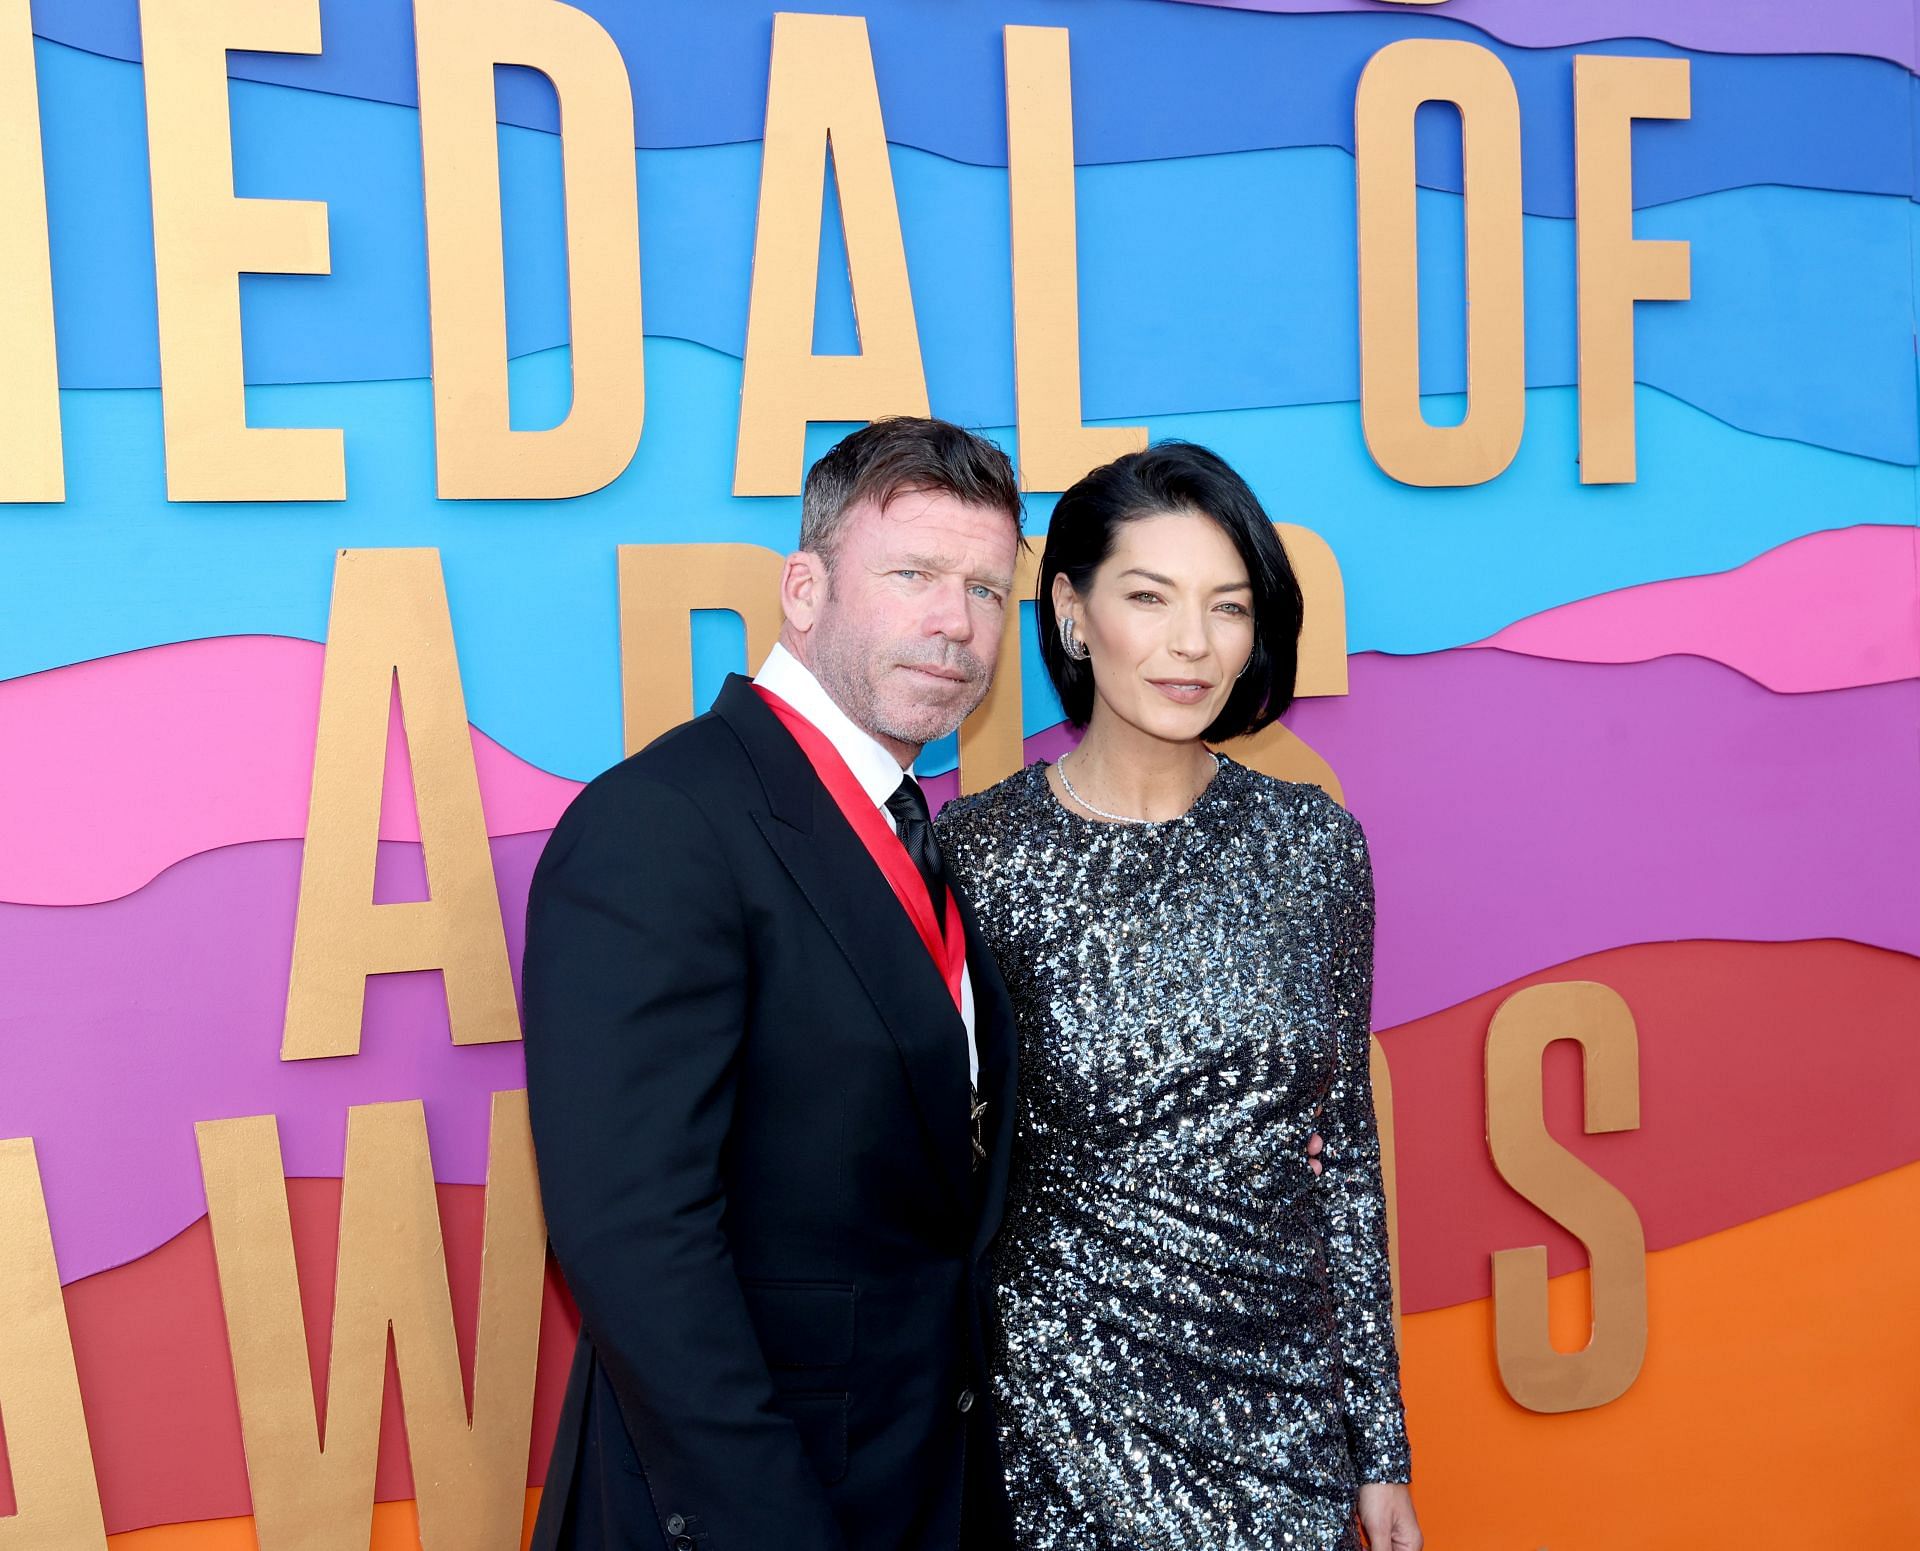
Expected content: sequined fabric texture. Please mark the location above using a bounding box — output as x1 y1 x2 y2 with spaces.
937 758 1410 1551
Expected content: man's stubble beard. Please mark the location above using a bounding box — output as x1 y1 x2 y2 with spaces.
809 592 993 751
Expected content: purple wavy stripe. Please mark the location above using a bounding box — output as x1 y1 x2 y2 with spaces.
1158 0 1920 70
12 647 1918 1280
0 834 544 1284
932 652 1920 1029
1300 655 1920 1028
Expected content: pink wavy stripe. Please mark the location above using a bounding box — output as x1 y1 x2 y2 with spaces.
1468 526 1920 691
0 637 582 906
10 651 1916 1284
929 651 1920 1029
0 833 544 1285
1154 0 1920 70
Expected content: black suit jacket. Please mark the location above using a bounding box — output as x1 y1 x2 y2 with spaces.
522 675 1019 1551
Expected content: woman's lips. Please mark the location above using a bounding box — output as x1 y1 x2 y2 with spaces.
1148 678 1212 704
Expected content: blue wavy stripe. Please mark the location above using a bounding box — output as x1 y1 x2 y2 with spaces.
28 1 1911 213
35 42 1918 464
2 340 1909 781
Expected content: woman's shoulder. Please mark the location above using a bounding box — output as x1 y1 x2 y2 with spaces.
1217 758 1369 863
932 761 1053 860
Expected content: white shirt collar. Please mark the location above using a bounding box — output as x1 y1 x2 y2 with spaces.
754 645 975 1085
753 641 914 810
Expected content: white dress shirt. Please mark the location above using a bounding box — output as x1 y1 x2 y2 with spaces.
753 643 979 1086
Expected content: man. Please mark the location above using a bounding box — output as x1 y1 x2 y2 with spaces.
522 417 1025 1551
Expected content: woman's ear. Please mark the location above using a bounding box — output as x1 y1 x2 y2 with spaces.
1050 570 1081 629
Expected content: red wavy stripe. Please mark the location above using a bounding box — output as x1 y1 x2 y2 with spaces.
21 938 1919 1528
1382 938 1920 1313
1 1181 579 1536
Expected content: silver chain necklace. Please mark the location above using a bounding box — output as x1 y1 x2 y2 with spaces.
1057 749 1222 825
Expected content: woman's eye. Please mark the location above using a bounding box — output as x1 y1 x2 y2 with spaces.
1217 601 1250 617
1128 591 1163 605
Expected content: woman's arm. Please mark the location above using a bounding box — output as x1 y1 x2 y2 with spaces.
1313 809 1414 1488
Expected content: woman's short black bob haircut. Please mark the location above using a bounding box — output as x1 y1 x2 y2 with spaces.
1036 441 1304 742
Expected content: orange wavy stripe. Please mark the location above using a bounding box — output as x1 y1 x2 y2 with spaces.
97 1167 1920 1546
104 1488 543 1549
1400 1161 1920 1546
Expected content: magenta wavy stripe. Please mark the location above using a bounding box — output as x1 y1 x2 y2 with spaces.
0 834 543 1285
928 651 1920 1028
15 516 1917 910
0 637 581 906
8 650 1916 1283
1467 524 1920 692
1153 0 1920 70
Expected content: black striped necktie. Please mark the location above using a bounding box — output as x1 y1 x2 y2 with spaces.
884 775 948 930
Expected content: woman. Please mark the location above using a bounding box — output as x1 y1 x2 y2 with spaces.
937 444 1420 1550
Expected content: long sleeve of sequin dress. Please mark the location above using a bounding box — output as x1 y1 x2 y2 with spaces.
1314 796 1411 1488
936 759 1410 1551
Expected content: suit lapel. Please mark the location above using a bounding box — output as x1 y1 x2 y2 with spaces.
718 678 975 1222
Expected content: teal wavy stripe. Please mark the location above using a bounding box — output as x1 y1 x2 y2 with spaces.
3 340 1909 781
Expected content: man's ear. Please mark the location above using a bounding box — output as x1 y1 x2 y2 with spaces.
781 549 827 634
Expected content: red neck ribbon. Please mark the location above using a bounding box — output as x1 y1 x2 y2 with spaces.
754 684 966 1013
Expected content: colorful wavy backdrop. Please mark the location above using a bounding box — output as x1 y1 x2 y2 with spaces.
2 1 1917 1545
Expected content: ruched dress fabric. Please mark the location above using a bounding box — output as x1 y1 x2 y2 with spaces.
935 758 1410 1551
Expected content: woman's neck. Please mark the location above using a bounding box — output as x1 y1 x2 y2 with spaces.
1063 711 1218 822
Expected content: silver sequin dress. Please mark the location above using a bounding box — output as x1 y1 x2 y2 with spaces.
936 757 1410 1551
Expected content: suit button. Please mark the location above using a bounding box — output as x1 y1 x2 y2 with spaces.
666 1515 686 1535
956 1387 976 1413
673 1540 694 1551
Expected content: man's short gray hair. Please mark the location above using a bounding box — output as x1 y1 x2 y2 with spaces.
799 417 1023 565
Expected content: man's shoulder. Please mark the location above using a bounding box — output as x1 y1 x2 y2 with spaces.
627 705 755 784
553 708 760 843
